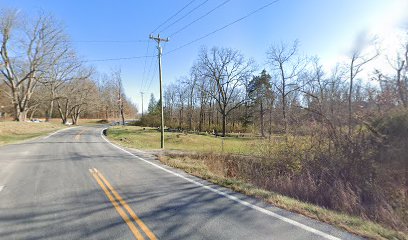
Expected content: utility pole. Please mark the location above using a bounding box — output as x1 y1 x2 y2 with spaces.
149 34 169 149
140 92 144 118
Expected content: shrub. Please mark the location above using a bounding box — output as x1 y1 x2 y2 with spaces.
169 111 408 232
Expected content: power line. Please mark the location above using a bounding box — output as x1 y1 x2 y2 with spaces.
159 0 209 34
169 0 231 38
80 55 154 63
165 0 281 55
66 40 148 43
143 47 157 91
146 63 158 92
151 0 198 34
141 41 151 93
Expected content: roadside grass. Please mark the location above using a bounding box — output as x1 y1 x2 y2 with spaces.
0 121 67 145
107 125 407 240
158 154 407 240
107 126 261 154
0 118 110 146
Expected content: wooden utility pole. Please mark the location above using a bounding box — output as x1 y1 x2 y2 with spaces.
149 34 169 149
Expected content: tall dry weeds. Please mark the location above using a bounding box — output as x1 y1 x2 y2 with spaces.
165 112 407 232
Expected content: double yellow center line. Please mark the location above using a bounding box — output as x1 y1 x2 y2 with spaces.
89 168 157 240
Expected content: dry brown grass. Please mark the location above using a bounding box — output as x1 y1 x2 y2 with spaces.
0 121 66 145
107 112 408 239
158 152 407 240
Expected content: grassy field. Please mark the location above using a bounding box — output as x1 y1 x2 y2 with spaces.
107 126 264 154
107 125 407 240
0 121 67 145
0 119 127 146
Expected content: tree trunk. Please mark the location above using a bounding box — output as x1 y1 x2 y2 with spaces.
179 105 184 128
188 105 193 130
222 112 226 137
105 106 109 120
120 105 125 125
260 100 265 137
282 94 288 135
199 104 204 132
56 100 68 124
188 94 193 130
14 103 27 122
396 62 407 108
29 107 37 120
348 69 353 135
269 106 273 137
72 115 77 125
17 110 27 122
46 100 54 122
71 106 81 125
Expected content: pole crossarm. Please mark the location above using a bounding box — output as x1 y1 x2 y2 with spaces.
149 34 169 44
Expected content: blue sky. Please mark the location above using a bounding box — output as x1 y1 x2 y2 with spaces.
1 0 407 111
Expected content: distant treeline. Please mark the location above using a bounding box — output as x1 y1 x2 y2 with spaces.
0 9 137 124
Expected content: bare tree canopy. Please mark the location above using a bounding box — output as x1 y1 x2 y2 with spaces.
267 40 308 135
194 46 255 136
0 9 137 124
0 10 71 121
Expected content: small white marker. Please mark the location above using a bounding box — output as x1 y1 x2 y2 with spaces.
0 186 4 192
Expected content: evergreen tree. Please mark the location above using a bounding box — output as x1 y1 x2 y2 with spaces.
248 70 273 137
148 94 157 114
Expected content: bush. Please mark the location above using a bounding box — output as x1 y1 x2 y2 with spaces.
96 119 109 124
170 112 408 232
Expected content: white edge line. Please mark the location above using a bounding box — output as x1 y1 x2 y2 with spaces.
100 128 341 240
43 126 78 139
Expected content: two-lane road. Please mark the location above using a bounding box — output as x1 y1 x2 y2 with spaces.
0 126 361 239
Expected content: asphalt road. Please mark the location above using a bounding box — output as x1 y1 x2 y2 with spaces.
0 126 362 240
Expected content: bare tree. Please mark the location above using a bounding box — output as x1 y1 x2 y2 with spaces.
387 40 408 109
0 10 69 121
174 80 187 128
347 44 378 134
164 82 177 125
98 73 117 120
184 73 197 130
55 67 94 125
195 47 255 136
42 51 80 121
267 40 307 135
112 69 125 125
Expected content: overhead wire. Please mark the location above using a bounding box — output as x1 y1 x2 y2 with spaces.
146 40 169 93
141 41 151 92
146 63 158 93
79 55 154 63
159 0 209 34
165 0 281 55
168 0 231 38
150 0 198 34
143 45 157 92
68 0 281 93
66 40 147 43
